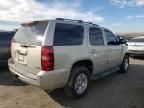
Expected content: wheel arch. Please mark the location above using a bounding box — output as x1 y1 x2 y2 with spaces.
70 59 94 75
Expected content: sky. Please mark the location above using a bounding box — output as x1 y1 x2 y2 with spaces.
0 0 144 33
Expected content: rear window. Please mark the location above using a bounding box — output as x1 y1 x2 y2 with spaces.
53 23 84 46
14 21 48 45
89 27 104 45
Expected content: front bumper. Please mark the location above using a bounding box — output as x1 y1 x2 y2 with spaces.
8 58 69 90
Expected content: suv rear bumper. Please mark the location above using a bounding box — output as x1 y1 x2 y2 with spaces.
8 58 69 91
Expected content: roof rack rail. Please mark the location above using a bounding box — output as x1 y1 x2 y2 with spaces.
56 18 83 23
84 22 99 26
56 18 99 26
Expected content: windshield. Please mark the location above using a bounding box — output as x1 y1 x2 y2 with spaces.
14 21 48 45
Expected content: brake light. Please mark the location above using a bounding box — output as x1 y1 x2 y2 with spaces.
41 46 54 71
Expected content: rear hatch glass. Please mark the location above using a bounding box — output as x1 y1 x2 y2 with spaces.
11 21 48 75
14 21 48 45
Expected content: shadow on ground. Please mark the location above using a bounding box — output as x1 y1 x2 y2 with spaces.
49 63 144 108
0 66 26 86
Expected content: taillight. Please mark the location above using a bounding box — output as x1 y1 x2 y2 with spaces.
41 46 54 71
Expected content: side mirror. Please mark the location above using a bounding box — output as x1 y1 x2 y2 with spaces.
119 39 127 44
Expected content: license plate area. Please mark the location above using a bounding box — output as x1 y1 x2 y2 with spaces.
15 52 27 65
18 54 24 62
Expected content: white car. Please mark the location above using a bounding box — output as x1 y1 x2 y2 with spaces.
128 36 144 56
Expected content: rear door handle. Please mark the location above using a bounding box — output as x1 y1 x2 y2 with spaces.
90 49 96 54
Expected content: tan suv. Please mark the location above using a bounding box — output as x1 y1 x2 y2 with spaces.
8 18 129 98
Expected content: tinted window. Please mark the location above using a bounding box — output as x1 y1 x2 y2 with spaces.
53 23 84 46
0 32 15 42
89 27 104 45
104 29 117 45
14 21 48 45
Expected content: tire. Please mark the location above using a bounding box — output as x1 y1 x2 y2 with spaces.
64 66 90 99
119 55 129 73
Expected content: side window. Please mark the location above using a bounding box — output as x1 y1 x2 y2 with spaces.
53 23 84 46
104 29 117 45
89 27 104 45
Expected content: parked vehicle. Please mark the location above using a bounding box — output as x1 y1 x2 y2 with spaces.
0 31 15 65
8 18 129 98
127 36 144 56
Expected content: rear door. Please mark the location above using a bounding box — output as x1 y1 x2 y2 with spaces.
88 27 108 74
53 22 88 73
11 21 48 75
103 29 123 70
